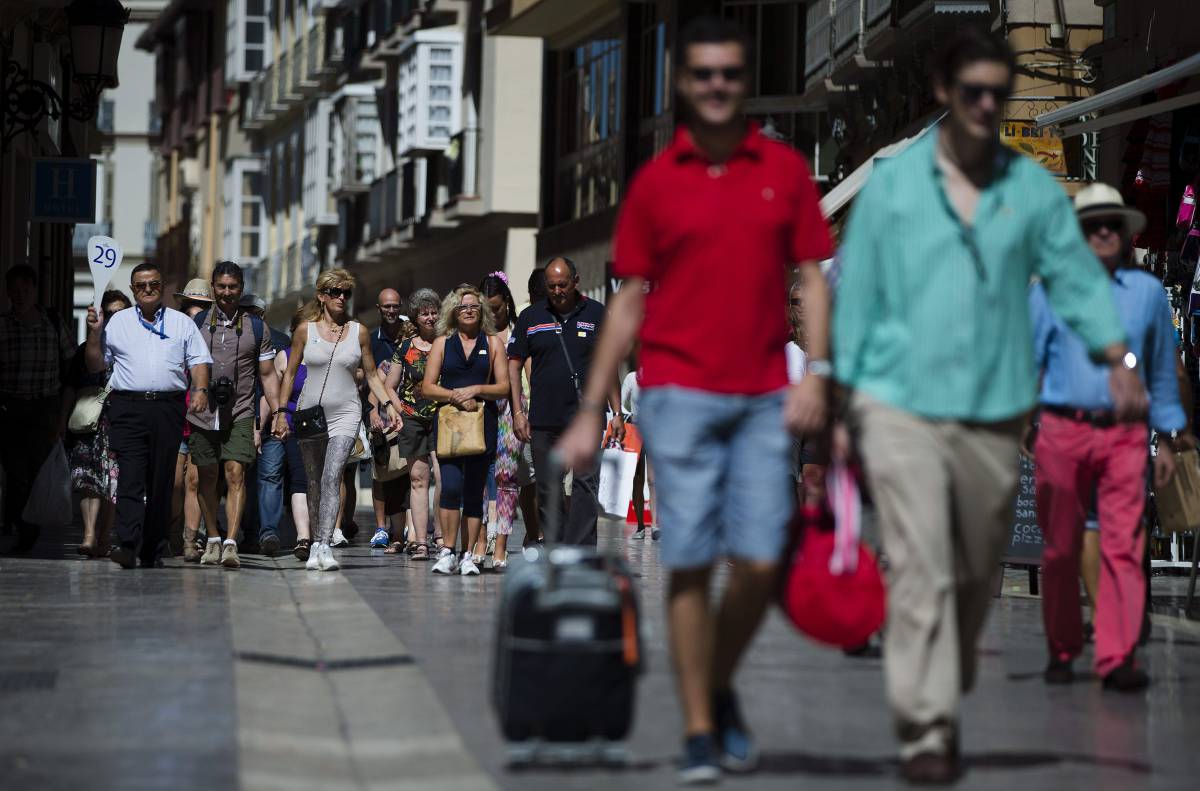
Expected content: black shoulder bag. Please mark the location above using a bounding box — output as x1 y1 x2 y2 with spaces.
294 323 345 439
553 321 583 399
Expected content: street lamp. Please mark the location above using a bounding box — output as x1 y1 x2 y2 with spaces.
1 0 131 151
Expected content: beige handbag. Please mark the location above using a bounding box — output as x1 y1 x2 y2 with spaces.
67 385 110 434
372 427 410 481
436 405 487 458
1155 448 1200 533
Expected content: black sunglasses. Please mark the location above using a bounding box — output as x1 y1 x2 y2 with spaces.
688 66 745 83
1082 218 1124 235
789 299 804 307
131 280 163 293
323 287 352 300
956 81 1009 106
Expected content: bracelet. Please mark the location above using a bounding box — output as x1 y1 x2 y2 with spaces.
274 408 293 416
191 386 208 393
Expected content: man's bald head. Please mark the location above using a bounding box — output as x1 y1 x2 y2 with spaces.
377 288 403 326
544 257 579 314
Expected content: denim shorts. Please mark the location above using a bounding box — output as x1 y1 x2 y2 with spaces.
638 386 793 569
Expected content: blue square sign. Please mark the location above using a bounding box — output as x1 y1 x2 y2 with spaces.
31 158 97 223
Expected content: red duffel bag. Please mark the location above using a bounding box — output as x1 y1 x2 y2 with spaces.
778 462 885 648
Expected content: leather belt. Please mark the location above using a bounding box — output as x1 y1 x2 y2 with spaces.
110 390 185 402
1043 404 1116 428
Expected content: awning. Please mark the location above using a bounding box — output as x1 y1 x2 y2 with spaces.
820 115 944 218
1034 52 1200 136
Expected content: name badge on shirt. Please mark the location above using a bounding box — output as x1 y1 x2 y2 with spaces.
578 331 588 338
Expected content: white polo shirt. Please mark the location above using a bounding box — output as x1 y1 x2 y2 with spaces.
103 305 212 392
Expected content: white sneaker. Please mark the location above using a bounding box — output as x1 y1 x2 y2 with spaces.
306 542 323 570
317 542 340 571
431 548 458 574
459 555 480 576
331 528 349 547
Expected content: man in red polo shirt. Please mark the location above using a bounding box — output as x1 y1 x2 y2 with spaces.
557 15 833 784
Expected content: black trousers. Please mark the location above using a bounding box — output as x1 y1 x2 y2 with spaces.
107 395 186 562
530 426 601 546
0 395 59 533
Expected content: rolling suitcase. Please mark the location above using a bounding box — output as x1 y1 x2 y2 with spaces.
491 456 643 765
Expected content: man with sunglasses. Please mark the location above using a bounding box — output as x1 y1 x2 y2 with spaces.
188 262 279 569
556 16 832 784
85 263 212 569
834 31 1146 784
1028 183 1186 694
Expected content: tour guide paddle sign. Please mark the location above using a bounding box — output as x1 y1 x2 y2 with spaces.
87 235 123 307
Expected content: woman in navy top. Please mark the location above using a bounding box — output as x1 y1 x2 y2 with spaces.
421 285 510 576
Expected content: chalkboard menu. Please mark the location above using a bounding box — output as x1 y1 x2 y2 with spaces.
1005 454 1044 565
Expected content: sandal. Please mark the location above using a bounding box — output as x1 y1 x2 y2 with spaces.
411 543 429 561
293 539 312 562
384 541 405 555
77 542 96 557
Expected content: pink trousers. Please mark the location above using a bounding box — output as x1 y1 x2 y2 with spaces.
1034 412 1147 677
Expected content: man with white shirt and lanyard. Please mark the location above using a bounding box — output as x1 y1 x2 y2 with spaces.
85 263 212 569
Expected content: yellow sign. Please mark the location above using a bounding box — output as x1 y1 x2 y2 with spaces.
1001 121 1066 174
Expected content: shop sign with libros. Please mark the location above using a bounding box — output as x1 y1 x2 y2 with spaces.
1001 121 1066 175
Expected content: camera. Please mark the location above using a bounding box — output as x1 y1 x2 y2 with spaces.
211 377 235 406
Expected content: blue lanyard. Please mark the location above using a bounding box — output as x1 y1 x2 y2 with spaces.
138 307 167 339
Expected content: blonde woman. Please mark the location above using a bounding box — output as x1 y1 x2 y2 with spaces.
273 269 403 571
421 285 510 575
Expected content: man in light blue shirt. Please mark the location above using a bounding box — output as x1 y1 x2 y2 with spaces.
85 262 211 569
833 31 1148 785
1030 183 1185 694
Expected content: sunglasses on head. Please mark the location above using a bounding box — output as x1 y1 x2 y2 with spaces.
1082 218 1124 235
956 81 1009 106
688 66 745 83
132 280 162 294
323 287 352 300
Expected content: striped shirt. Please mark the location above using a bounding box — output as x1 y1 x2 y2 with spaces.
833 127 1124 422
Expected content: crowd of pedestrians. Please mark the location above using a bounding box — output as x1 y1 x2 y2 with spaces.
0 15 1186 790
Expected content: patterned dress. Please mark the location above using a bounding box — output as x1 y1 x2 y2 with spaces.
492 395 525 535
65 344 118 502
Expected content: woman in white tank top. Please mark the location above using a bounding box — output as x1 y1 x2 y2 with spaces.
273 269 405 571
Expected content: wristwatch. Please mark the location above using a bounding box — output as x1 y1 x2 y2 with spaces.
806 359 833 378
1121 352 1138 371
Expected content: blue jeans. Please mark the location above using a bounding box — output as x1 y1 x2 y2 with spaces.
257 435 286 541
638 386 793 569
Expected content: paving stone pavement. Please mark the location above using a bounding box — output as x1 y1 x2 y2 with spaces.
2 515 1199 791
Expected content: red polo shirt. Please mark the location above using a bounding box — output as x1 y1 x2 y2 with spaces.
612 124 833 395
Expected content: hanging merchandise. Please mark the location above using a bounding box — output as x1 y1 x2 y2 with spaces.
1179 124 1200 174
1178 182 1197 232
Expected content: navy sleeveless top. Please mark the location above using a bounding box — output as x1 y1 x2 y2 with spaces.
436 332 497 456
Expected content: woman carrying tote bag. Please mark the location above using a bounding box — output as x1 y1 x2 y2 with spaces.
421 284 510 576
272 269 403 571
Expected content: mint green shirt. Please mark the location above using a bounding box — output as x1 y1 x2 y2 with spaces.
833 129 1124 422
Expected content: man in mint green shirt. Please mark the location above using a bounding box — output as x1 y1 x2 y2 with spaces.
832 31 1147 786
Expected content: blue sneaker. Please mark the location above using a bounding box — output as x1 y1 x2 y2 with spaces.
369 529 390 549
714 690 758 772
678 733 720 785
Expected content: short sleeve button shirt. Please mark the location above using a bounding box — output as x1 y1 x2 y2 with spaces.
613 124 833 395
103 306 212 392
508 297 606 430
187 306 274 430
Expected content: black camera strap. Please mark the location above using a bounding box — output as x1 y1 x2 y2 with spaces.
205 308 244 403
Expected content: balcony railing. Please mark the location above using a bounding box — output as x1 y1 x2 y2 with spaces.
834 0 862 52
805 5 832 78
306 17 327 81
867 0 892 25
276 50 295 104
292 35 308 93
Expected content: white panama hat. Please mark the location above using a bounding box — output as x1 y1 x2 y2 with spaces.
1073 182 1146 236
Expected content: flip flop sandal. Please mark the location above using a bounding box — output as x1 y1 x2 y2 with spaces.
411 543 429 561
384 541 405 555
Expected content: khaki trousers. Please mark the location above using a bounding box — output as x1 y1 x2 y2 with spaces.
850 393 1023 756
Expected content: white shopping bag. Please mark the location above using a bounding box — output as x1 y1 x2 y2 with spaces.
597 445 641 518
22 442 73 527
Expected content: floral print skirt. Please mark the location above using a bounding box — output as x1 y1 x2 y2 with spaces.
69 416 118 503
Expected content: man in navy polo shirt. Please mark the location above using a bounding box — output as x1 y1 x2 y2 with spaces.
508 257 623 545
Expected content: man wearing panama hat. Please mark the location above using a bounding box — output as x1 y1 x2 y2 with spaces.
1028 182 1187 692
174 278 214 315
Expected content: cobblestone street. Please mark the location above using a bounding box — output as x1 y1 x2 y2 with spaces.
2 516 1199 790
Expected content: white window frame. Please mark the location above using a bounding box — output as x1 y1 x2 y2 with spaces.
395 28 463 156
226 0 273 84
304 99 337 227
223 157 267 268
